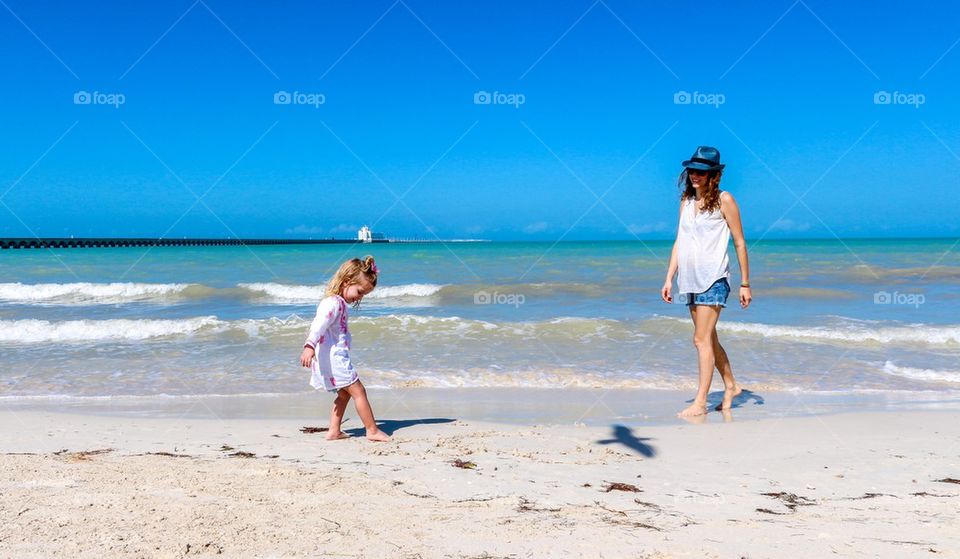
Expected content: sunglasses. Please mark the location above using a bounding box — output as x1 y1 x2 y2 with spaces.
687 169 708 176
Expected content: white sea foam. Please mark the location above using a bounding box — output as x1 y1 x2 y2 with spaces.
0 317 224 343
0 314 638 344
653 316 960 346
882 361 960 384
238 283 325 303
0 282 192 304
5 311 958 350
0 281 449 306
238 282 446 303
722 321 960 346
365 283 446 299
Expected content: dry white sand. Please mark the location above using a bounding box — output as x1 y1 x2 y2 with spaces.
1 407 958 558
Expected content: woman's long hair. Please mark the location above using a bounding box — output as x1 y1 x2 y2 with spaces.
677 169 723 213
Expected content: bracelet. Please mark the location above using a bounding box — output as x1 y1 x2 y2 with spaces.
740 283 751 288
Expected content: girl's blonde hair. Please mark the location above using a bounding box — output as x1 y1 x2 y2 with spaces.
326 255 378 297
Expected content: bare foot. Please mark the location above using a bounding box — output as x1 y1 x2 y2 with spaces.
715 385 743 411
678 413 707 425
325 431 349 441
678 401 708 417
366 430 391 442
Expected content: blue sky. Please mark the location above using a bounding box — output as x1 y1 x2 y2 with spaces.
0 0 957 240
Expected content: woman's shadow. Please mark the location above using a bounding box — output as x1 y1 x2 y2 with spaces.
688 388 764 410
345 417 455 437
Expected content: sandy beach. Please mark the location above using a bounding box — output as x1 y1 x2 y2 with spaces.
4 0 960 556
2 402 958 558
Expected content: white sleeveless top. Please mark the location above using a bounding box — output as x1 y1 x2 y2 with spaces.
676 192 731 294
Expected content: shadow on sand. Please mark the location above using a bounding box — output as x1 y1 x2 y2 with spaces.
596 424 656 458
685 388 765 410
345 417 455 437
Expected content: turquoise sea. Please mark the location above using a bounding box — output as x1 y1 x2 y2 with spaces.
1 239 958 404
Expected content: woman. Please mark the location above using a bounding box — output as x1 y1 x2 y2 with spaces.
661 146 752 417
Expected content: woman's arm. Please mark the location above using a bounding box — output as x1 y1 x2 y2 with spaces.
661 203 683 303
720 192 752 308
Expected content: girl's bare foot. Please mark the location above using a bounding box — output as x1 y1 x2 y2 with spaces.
678 401 708 417
366 430 391 442
715 385 743 411
325 431 349 440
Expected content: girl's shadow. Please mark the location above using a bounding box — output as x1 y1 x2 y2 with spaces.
345 417 455 437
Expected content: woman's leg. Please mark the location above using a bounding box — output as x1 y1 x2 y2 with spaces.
327 389 351 440
712 331 742 410
679 304 722 417
344 380 390 442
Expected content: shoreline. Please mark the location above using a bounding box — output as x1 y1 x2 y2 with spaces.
1 408 957 557
3 386 959 426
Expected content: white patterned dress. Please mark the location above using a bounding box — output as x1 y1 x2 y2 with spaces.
303 295 359 392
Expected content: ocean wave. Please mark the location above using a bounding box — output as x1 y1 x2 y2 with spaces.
5 311 957 348
240 281 606 303
368 283 447 299
656 316 960 347
881 361 960 384
0 279 700 307
0 314 644 345
0 282 198 304
237 282 325 303
346 314 646 343
722 321 960 346
0 317 225 343
238 282 447 303
0 281 449 306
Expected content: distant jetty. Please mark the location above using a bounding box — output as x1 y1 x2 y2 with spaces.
0 237 390 250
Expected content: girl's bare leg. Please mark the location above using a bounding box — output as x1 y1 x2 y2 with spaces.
679 305 722 417
344 381 390 442
327 389 351 440
712 331 742 410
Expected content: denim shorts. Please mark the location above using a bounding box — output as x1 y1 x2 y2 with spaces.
683 277 730 307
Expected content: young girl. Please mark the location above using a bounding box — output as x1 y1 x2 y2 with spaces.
299 256 390 441
661 146 752 417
